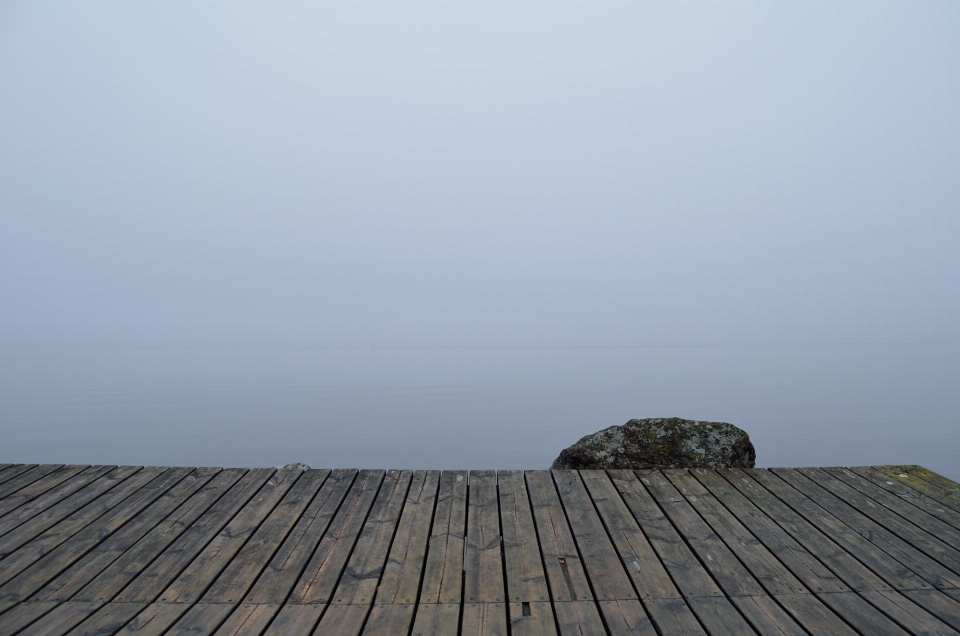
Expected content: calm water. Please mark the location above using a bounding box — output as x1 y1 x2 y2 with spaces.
1 344 958 480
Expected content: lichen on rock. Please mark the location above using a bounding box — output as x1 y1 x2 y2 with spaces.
551 417 756 470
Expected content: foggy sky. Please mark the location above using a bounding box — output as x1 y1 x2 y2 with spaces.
2 1 959 350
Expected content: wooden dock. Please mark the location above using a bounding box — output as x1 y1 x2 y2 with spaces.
0 464 959 635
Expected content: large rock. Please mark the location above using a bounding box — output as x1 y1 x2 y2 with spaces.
551 417 756 470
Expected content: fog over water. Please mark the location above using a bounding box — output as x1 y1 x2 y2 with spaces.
2 2 959 478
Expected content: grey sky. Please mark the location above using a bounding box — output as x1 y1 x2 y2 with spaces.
3 1 958 352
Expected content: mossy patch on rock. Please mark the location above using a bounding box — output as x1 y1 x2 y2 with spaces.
551 417 756 470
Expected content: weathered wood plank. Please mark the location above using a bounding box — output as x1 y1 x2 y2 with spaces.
0 600 102 636
684 597 759 636
287 469 384 604
861 590 960 636
553 471 638 602
164 602 236 636
643 598 707 636
0 467 187 612
362 604 417 636
525 471 595 603
772 593 861 636
897 466 960 502
0 465 54 499
773 467 960 589
507 601 557 636
739 468 929 591
664 469 809 596
0 467 163 592
874 466 960 515
243 469 357 604
156 468 302 605
418 470 467 606
116 602 192 635
817 467 960 571
579 470 681 601
498 470 550 603
0 465 113 541
261 603 326 636
201 469 330 604
690 468 849 594
0 600 61 636
552 600 607 635
852 466 960 533
728 596 807 636
462 602 508 636
721 468 894 593
901 589 960 631
32 467 220 603
312 603 372 635
410 603 460 636
64 602 149 636
374 470 440 605
73 468 247 603
112 469 273 603
464 470 505 604
212 603 280 636
606 469 723 599
330 470 412 606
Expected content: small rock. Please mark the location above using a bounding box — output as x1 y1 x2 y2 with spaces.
551 417 756 470
277 463 311 470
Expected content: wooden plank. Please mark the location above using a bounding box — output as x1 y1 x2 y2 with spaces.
242 469 358 604
638 469 765 597
373 470 440 605
312 604 371 635
874 466 960 515
155 468 303 605
200 469 330 604
579 470 680 602
72 468 247 603
852 466 960 533
643 598 708 636
599 599 659 636
553 470 638 602
0 600 102 636
551 600 607 635
689 468 849 594
31 467 221 603
684 597 759 636
0 466 161 591
0 465 112 540
329 470 412 606
111 469 274 603
721 468 894 593
525 471 595 603
115 602 192 635
362 604 417 636
410 603 460 636
261 603 326 636
0 465 52 498
898 465 960 501
61 603 149 636
418 470 467 605
497 470 550 603
212 603 280 636
820 467 960 565
507 601 557 636
464 470 505 604
287 469 384 604
901 589 960 631
606 469 723 599
740 468 930 591
728 596 807 636
861 590 960 635
772 593 860 636
664 469 809 596
773 467 960 589
0 463 17 480
0 467 188 613
462 602 508 636
0 600 61 636
163 602 236 636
